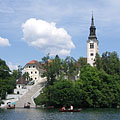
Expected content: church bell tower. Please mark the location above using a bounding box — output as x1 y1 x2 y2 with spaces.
87 14 99 66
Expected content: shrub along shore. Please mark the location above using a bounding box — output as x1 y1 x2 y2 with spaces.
34 51 120 108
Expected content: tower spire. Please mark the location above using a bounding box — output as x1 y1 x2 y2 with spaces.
91 12 94 26
89 12 96 38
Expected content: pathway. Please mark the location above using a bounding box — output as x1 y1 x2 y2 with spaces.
15 78 46 108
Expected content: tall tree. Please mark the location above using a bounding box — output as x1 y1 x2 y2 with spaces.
63 56 77 80
0 59 10 79
0 59 16 99
77 57 87 68
102 51 120 75
42 55 62 85
94 53 102 70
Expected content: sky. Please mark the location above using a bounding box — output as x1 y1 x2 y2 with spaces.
0 0 120 70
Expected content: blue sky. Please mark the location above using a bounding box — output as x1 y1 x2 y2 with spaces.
0 0 120 70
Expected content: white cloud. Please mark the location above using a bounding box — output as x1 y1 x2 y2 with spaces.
8 62 18 71
0 37 11 47
22 18 75 56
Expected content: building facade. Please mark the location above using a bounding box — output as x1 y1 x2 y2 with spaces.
87 15 99 66
24 60 44 84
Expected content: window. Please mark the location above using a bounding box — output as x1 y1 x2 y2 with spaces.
33 66 35 68
31 72 33 74
35 71 37 74
35 77 37 80
29 66 31 68
90 43 94 49
31 78 33 80
90 53 94 56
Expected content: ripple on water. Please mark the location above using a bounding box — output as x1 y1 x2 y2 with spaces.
0 108 120 120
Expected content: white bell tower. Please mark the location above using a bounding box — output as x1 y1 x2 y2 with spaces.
87 15 99 66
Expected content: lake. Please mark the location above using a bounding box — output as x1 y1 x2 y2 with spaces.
0 108 120 120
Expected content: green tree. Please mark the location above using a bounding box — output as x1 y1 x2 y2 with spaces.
35 51 120 108
79 64 101 107
94 53 102 70
23 72 30 81
42 55 62 85
0 59 16 99
101 51 120 75
35 80 81 108
63 56 78 80
42 53 50 64
0 59 10 79
77 57 87 68
12 65 23 80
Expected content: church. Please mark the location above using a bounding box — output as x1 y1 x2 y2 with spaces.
87 15 99 66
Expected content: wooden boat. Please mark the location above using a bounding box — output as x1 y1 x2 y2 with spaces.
24 105 30 108
48 106 54 108
24 102 31 108
6 102 16 109
7 105 15 109
59 108 82 112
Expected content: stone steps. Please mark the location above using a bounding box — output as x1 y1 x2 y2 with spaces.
15 78 46 108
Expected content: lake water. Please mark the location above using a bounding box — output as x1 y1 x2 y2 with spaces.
0 108 120 120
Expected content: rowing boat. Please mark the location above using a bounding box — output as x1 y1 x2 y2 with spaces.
59 108 82 112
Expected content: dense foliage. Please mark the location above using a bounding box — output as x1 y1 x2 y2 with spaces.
0 59 16 99
35 51 120 108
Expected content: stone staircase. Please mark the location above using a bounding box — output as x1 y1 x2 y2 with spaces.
15 78 46 108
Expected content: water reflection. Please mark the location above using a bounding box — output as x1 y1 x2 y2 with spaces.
0 108 120 120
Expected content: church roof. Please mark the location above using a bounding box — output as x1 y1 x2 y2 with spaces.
16 76 26 84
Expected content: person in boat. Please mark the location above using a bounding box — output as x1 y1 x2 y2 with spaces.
7 102 11 108
69 105 73 110
61 106 65 110
6 102 15 109
24 102 31 108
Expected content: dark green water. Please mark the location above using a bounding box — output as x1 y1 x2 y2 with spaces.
0 108 120 120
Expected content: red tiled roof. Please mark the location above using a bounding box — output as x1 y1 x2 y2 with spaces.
26 60 44 69
48 59 53 63
27 60 37 64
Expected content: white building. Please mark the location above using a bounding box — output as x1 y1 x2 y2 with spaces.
14 76 28 95
87 15 99 66
24 60 44 84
